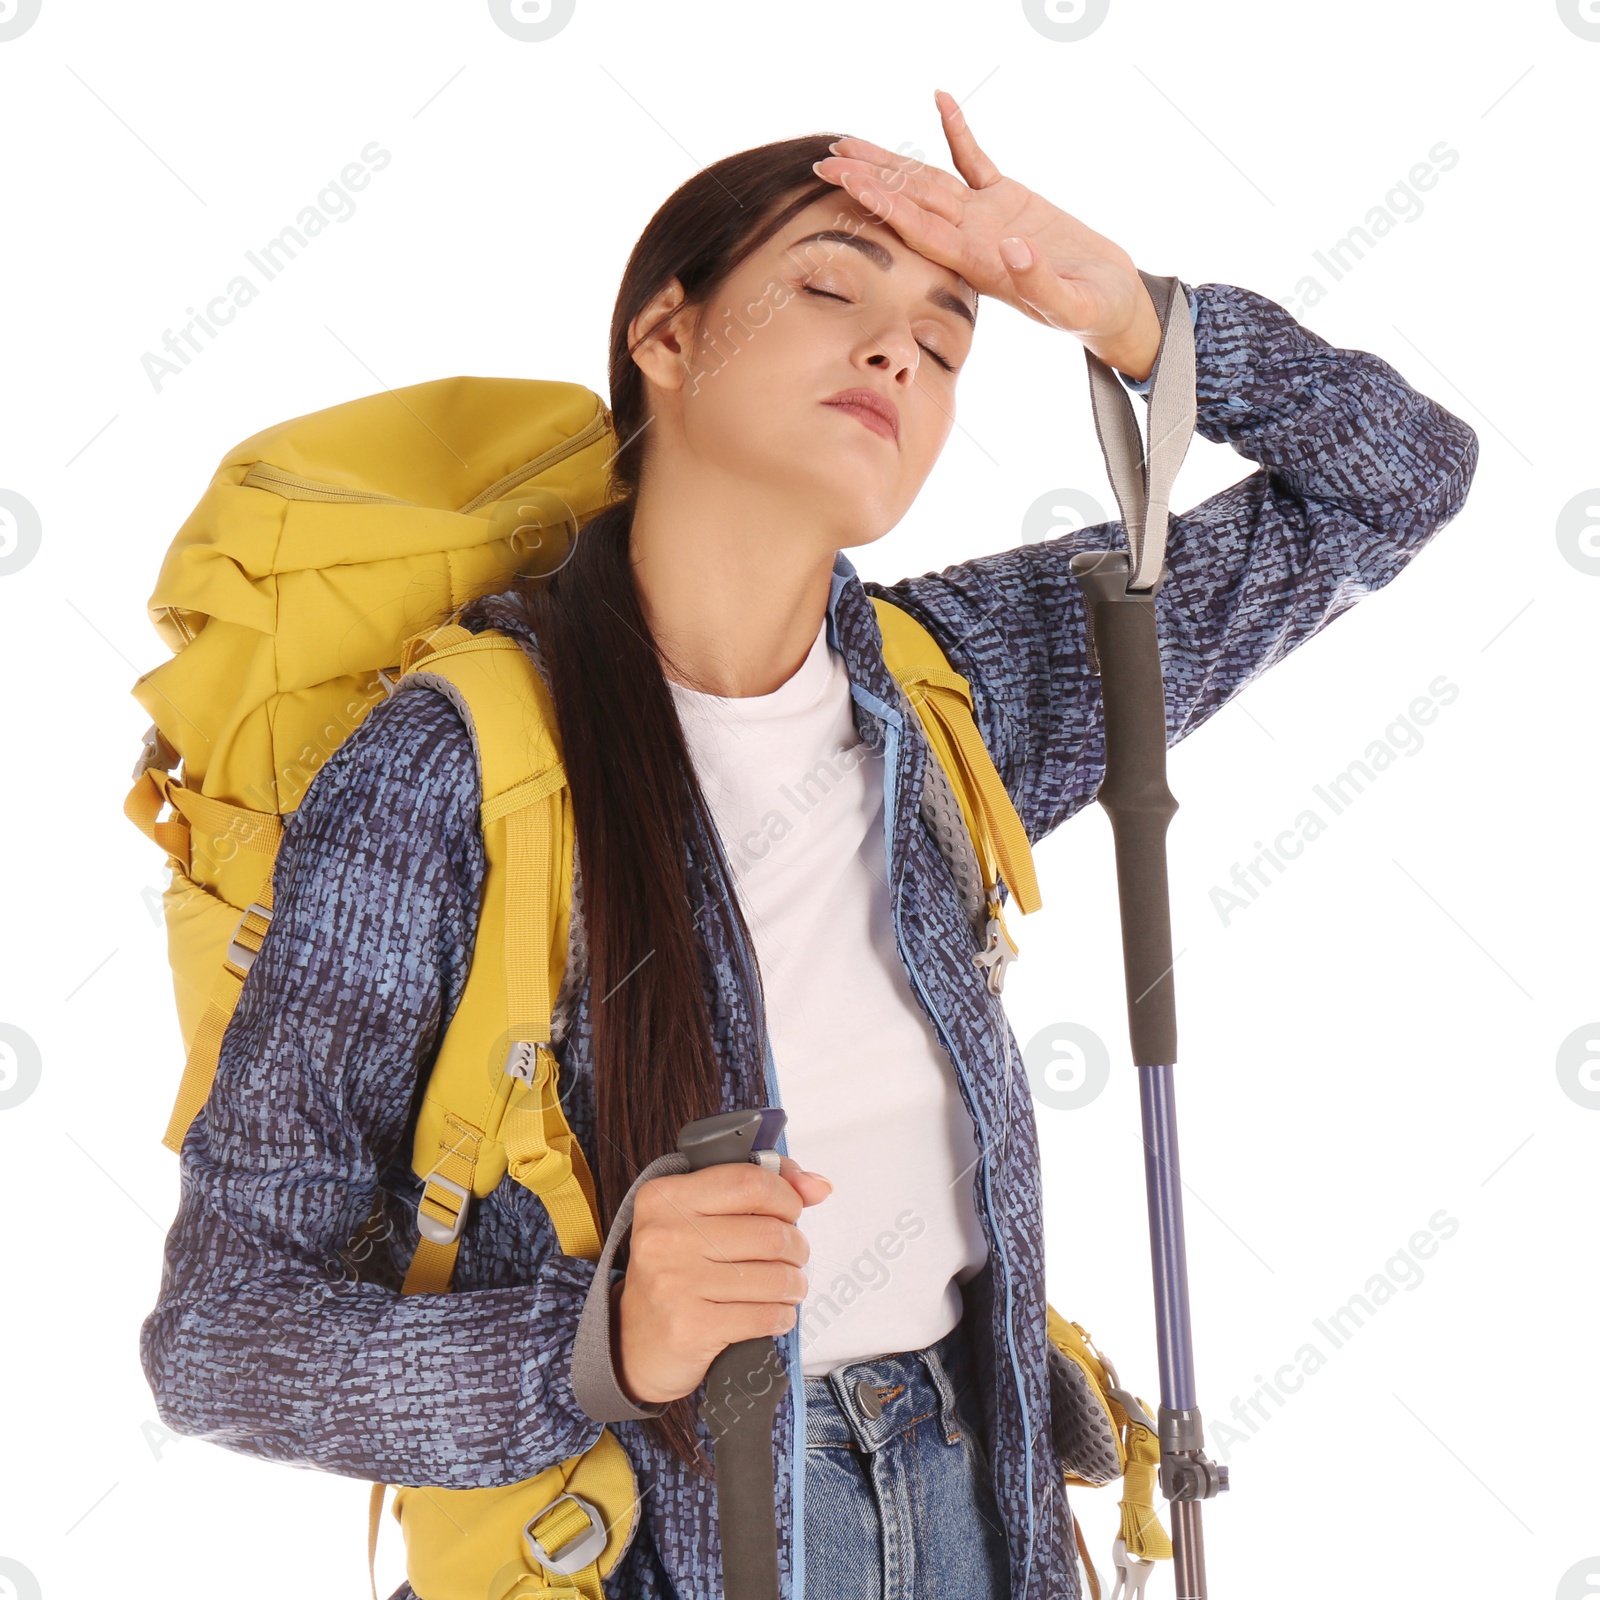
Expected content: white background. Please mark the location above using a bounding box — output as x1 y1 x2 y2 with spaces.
1 2 1595 1598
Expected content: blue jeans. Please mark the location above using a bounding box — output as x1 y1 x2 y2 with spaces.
802 1318 1011 1598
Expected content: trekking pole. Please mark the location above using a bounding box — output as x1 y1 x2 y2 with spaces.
570 1107 790 1597
680 1107 792 1600
1070 272 1228 1600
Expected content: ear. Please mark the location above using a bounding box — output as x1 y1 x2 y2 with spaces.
628 279 699 394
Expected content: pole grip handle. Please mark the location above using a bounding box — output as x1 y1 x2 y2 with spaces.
678 1109 789 1600
1071 548 1179 1068
679 1107 788 1171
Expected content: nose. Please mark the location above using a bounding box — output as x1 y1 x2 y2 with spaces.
863 328 920 381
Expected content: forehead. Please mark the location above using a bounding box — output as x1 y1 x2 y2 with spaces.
769 196 977 318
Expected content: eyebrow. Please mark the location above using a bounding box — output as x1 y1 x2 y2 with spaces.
786 228 977 327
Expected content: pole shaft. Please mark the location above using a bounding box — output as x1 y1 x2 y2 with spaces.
1172 1501 1208 1600
1139 1063 1196 1411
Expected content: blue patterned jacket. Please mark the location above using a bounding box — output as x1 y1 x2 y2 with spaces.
139 280 1478 1599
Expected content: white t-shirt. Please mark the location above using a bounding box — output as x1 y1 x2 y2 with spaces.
668 620 990 1377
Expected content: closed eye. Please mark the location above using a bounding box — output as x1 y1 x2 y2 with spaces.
801 284 958 374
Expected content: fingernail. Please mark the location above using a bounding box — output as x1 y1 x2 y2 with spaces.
827 138 844 153
1000 236 1031 271
806 1171 834 1192
850 178 882 211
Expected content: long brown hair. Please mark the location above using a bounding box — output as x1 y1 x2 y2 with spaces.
515 136 844 1472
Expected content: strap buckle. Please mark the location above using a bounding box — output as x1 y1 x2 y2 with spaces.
523 1491 607 1575
1109 1537 1156 1600
132 722 177 782
972 907 1018 995
504 1040 550 1088
416 1171 471 1246
226 902 273 974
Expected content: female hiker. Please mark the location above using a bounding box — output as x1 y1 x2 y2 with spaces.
140 90 1478 1599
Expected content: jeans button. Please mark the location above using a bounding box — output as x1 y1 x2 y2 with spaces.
853 1379 883 1420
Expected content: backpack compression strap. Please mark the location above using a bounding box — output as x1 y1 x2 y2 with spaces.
123 764 282 1155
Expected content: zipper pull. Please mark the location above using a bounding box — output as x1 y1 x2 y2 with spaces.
973 900 1019 995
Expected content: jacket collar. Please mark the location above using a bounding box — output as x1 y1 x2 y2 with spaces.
825 549 904 748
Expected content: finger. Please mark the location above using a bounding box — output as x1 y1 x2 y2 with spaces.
700 1257 811 1307
789 1170 834 1208
677 1162 805 1223
813 154 964 227
934 89 1003 190
825 133 970 204
777 1156 835 1204
706 1299 799 1351
997 236 1082 332
689 1212 812 1270
823 166 968 274
633 1168 793 1244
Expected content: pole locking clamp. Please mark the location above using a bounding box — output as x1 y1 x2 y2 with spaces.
1157 1406 1230 1501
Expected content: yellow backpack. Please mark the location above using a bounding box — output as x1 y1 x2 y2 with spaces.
125 376 1168 1600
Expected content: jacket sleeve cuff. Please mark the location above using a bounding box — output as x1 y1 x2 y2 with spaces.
1117 279 1201 395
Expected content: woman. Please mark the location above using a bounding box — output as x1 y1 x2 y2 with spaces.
141 91 1478 1599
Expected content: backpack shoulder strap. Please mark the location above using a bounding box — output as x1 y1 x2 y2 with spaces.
870 595 1041 991
395 622 601 1295
369 625 628 1600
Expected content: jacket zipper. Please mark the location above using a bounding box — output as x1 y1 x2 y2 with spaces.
879 714 1035 1593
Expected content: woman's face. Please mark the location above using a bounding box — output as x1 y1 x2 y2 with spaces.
629 190 978 551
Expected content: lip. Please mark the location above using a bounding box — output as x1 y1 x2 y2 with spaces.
822 387 900 444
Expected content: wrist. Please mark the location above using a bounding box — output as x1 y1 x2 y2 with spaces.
610 1278 639 1404
1085 281 1163 383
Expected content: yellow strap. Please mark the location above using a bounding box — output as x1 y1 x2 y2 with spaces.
166 781 282 858
124 769 193 870
523 1497 606 1596
398 1232 462 1298
159 876 276 1154
499 788 601 1260
504 796 558 1046
502 1582 603 1600
483 765 567 826
869 597 1041 916
163 771 282 859
125 768 285 879
1118 1410 1173 1561
401 777 601 1282
1074 1514 1102 1600
901 674 1041 914
402 1112 485 1295
501 1045 602 1261
399 619 476 673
